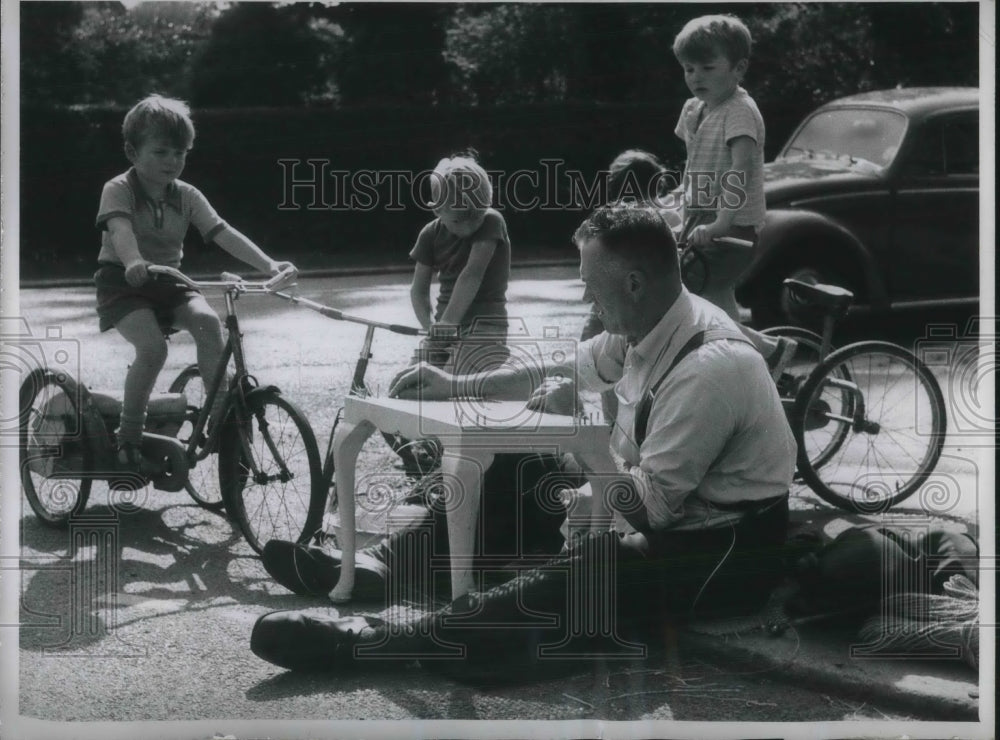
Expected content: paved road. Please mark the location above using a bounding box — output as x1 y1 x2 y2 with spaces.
4 268 990 734
15 267 991 525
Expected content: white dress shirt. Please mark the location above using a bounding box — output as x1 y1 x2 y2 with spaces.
577 288 795 532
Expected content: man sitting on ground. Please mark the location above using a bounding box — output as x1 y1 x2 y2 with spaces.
250 203 796 681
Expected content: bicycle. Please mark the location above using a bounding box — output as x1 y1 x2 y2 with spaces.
265 287 428 536
764 278 947 513
679 235 755 296
19 266 325 554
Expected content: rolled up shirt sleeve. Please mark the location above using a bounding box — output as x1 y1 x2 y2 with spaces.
96 179 134 229
629 364 737 529
576 332 626 393
186 185 228 242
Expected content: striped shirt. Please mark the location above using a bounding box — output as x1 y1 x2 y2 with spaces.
674 87 766 230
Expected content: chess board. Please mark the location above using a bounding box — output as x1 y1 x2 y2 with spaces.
344 396 608 445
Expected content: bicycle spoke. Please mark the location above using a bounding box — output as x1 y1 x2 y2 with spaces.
795 342 945 512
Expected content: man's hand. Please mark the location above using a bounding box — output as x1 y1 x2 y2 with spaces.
527 375 578 416
389 361 452 400
124 259 149 287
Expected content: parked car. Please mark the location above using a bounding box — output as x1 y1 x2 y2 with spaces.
736 87 980 326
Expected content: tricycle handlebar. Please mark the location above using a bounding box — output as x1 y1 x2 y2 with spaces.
270 290 426 336
147 265 297 294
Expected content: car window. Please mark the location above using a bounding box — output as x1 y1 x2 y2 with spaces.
901 111 979 178
902 122 946 177
781 109 907 169
942 112 978 175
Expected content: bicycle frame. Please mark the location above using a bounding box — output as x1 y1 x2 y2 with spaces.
147 266 296 472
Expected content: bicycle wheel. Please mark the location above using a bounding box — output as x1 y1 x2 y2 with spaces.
680 247 708 295
793 341 946 513
220 391 324 553
19 368 92 526
168 365 224 512
760 325 852 471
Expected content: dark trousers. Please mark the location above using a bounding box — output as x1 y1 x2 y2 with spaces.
362 453 575 604
370 496 789 684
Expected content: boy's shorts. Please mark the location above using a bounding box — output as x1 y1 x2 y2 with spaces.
95 262 201 333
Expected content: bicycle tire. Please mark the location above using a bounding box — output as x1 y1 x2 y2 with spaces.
19 368 92 526
168 364 225 512
759 325 853 471
221 391 324 553
792 340 947 513
680 247 709 295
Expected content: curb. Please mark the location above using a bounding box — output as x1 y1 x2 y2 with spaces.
682 620 980 721
19 258 579 290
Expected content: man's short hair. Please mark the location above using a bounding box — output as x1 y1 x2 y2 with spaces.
673 15 752 65
122 94 195 150
573 203 678 276
428 155 493 212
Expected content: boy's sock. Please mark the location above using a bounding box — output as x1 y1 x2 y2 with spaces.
116 411 146 449
767 337 799 382
116 411 148 473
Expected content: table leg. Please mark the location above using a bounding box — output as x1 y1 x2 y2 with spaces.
329 417 376 603
439 447 495 600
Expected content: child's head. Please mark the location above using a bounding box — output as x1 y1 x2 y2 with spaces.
672 14 752 66
122 95 196 154
428 155 492 237
607 150 668 204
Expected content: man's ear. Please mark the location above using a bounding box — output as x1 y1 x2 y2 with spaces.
124 143 137 162
626 270 645 301
735 58 749 80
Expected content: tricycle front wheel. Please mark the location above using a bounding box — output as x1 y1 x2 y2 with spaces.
219 391 324 553
168 364 226 512
19 368 93 526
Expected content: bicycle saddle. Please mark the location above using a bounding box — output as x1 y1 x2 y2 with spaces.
783 279 854 311
90 391 187 419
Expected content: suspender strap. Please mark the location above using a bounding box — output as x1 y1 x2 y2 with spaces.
633 329 752 448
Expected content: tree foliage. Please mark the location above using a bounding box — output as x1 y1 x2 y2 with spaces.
189 3 340 106
19 2 979 110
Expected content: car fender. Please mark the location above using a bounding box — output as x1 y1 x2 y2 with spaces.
741 209 889 310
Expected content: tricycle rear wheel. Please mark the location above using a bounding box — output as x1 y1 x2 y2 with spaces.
19 368 93 526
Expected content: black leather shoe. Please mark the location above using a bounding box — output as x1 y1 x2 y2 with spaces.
261 540 388 601
250 611 387 672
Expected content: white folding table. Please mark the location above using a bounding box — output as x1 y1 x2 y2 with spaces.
328 396 615 602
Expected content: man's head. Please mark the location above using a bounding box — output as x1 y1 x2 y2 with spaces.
428 155 493 237
574 204 680 341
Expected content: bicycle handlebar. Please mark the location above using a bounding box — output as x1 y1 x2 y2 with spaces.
147 265 297 293
270 289 426 336
679 236 755 249
712 236 754 248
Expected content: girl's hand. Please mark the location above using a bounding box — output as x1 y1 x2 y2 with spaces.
124 259 149 287
389 362 452 400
